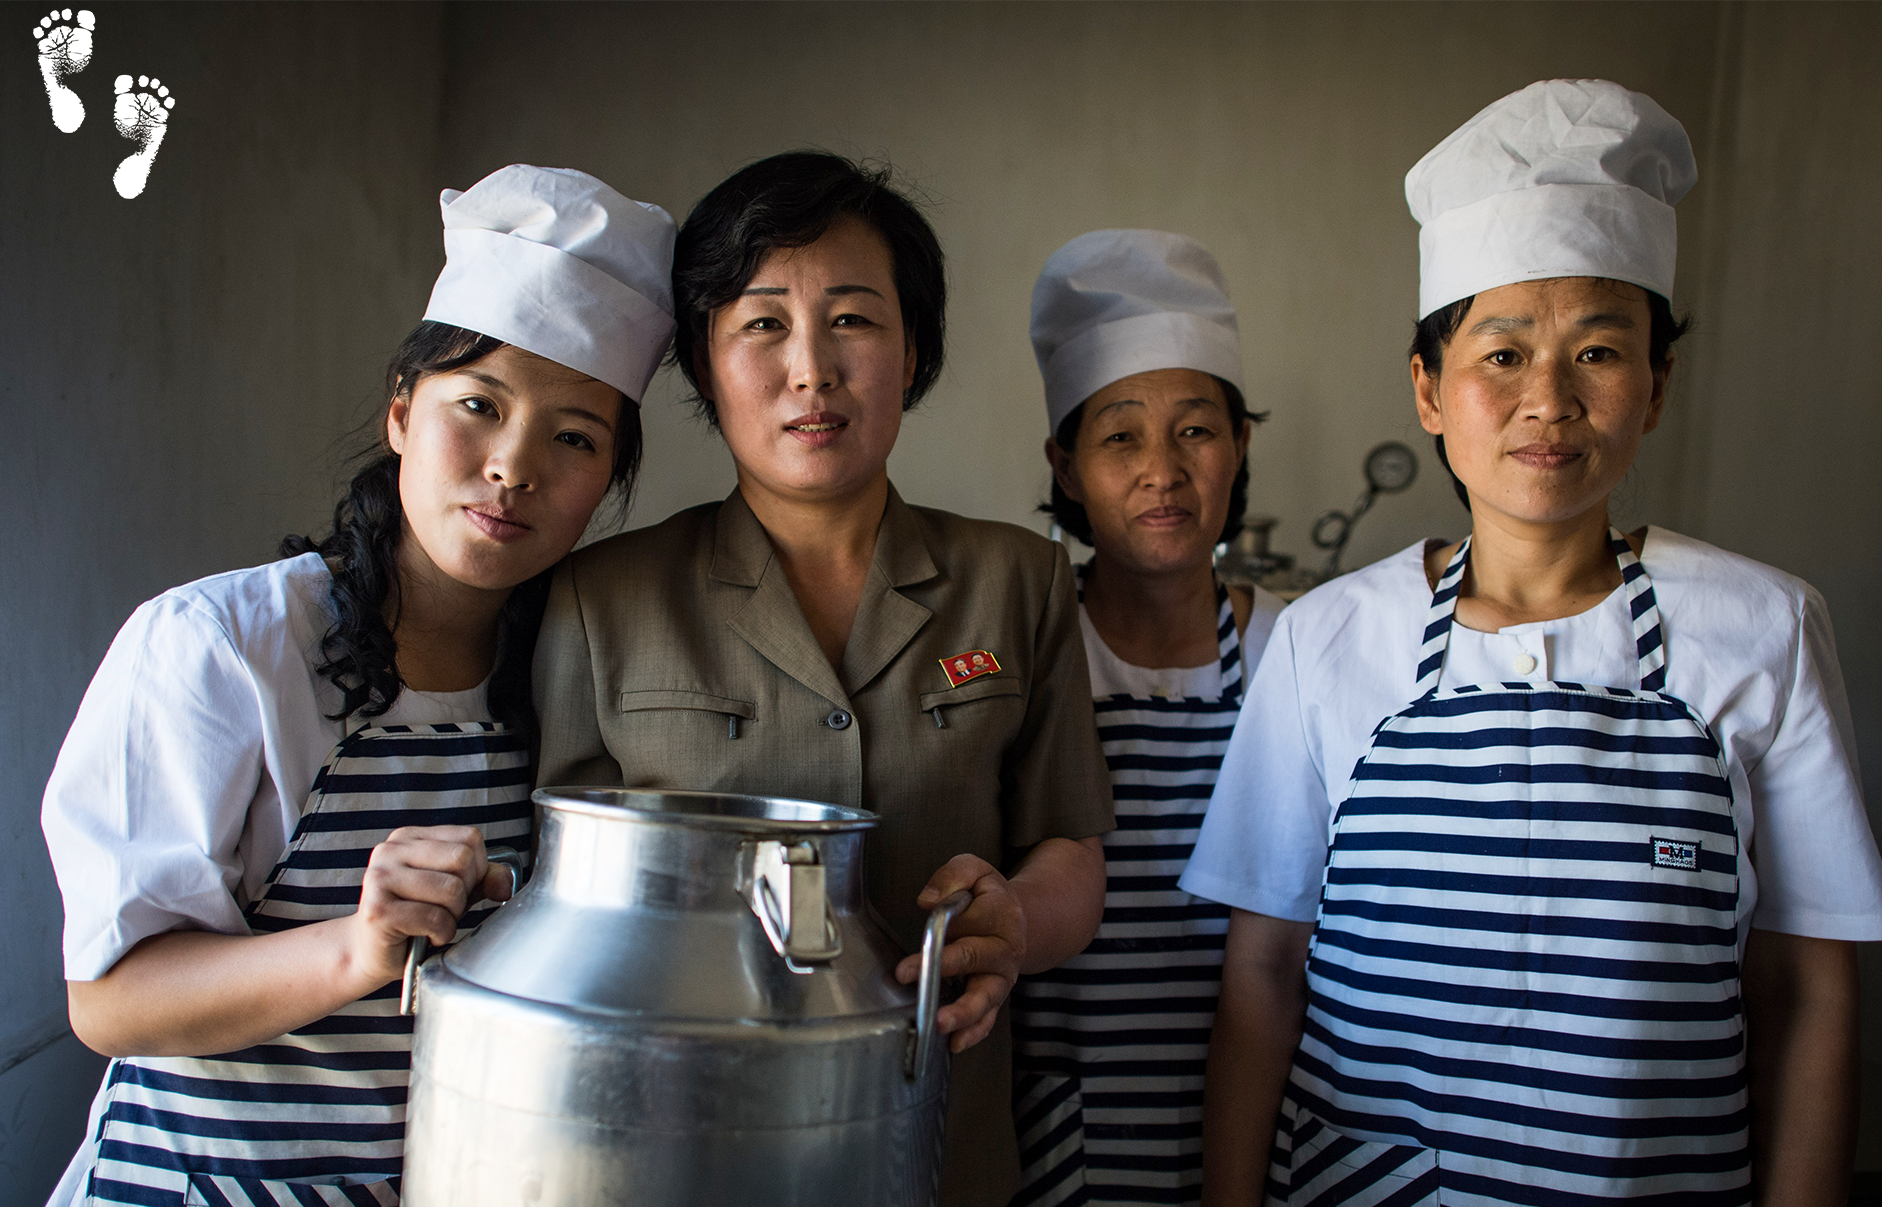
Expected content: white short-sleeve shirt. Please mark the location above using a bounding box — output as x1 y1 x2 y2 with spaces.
1179 528 1882 943
42 554 491 981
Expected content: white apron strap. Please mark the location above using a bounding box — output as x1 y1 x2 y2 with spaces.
1412 538 1470 699
1413 529 1667 698
1611 528 1667 692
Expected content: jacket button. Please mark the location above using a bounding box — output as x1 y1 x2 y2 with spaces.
826 709 852 730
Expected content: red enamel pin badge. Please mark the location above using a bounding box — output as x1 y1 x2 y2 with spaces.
940 649 1001 687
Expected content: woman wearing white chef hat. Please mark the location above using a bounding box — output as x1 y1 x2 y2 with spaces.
1184 80 1882 1204
1010 229 1286 1206
41 164 674 1204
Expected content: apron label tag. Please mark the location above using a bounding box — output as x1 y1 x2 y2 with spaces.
1650 836 1699 871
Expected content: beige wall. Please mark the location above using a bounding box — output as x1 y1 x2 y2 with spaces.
5 3 1880 1196
1664 2 1882 1164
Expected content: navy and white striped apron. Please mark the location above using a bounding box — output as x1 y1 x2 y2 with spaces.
84 722 532 1207
1012 578 1243 1206
1270 532 1747 1205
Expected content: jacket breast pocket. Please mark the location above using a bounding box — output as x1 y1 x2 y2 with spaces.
617 689 757 743
918 675 1023 731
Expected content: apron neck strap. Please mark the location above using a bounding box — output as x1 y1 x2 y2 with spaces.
1214 576 1244 705
1413 537 1471 698
1078 562 1247 704
1413 528 1666 699
1612 528 1667 692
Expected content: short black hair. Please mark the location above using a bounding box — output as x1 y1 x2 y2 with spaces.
1409 284 1692 509
1039 376 1262 547
670 151 946 425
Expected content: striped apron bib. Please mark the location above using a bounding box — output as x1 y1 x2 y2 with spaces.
84 722 532 1207
1012 578 1243 1207
1270 532 1748 1206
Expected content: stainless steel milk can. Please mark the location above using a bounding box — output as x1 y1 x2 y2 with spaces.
401 787 965 1206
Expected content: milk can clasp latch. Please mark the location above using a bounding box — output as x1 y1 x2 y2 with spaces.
743 840 842 972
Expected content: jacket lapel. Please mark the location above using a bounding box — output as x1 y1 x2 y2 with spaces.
713 486 937 704
713 491 852 707
840 488 935 693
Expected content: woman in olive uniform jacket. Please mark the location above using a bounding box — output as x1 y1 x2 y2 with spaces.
533 152 1115 1207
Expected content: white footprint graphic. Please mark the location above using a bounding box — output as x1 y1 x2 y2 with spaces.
112 74 174 200
33 8 94 133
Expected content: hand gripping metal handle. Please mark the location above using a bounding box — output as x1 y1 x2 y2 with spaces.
905 889 973 1081
400 846 522 1017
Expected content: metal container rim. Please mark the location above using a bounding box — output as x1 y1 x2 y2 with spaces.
531 787 879 833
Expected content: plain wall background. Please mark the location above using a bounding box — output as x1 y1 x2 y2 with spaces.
3 4 1877 1199
1679 3 1882 1175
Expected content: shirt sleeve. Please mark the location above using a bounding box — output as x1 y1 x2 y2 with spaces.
1742 585 1882 940
41 595 271 980
1002 540 1115 851
1180 612 1331 921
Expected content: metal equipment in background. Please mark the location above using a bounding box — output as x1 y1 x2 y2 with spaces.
402 788 961 1207
1217 441 1419 595
1310 441 1419 579
1214 513 1316 599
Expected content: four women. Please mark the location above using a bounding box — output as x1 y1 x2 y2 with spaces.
41 81 1882 1206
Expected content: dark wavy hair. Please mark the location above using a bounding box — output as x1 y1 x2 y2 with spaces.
669 151 946 424
281 321 643 733
1410 285 1691 509
1040 376 1263 548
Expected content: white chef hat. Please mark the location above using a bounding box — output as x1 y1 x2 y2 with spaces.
1406 79 1698 319
1030 230 1245 433
423 164 677 402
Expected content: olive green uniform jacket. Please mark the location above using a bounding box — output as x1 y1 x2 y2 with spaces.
533 486 1116 1207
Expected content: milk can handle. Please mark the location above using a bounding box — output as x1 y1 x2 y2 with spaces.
399 846 523 1017
906 889 973 1080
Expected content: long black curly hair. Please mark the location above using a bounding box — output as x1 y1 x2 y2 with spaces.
281 321 642 734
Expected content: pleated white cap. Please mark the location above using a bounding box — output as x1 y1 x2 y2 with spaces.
1030 230 1245 432
423 164 676 401
1407 79 1697 318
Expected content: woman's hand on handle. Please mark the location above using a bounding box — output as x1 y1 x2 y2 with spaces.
895 836 1105 1054
346 824 511 984
894 854 1024 1052
68 825 506 1059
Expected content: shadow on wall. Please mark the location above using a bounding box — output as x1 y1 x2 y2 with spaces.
0 1038 107 1200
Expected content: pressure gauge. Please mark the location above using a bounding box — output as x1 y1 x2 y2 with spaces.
1364 442 1418 494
